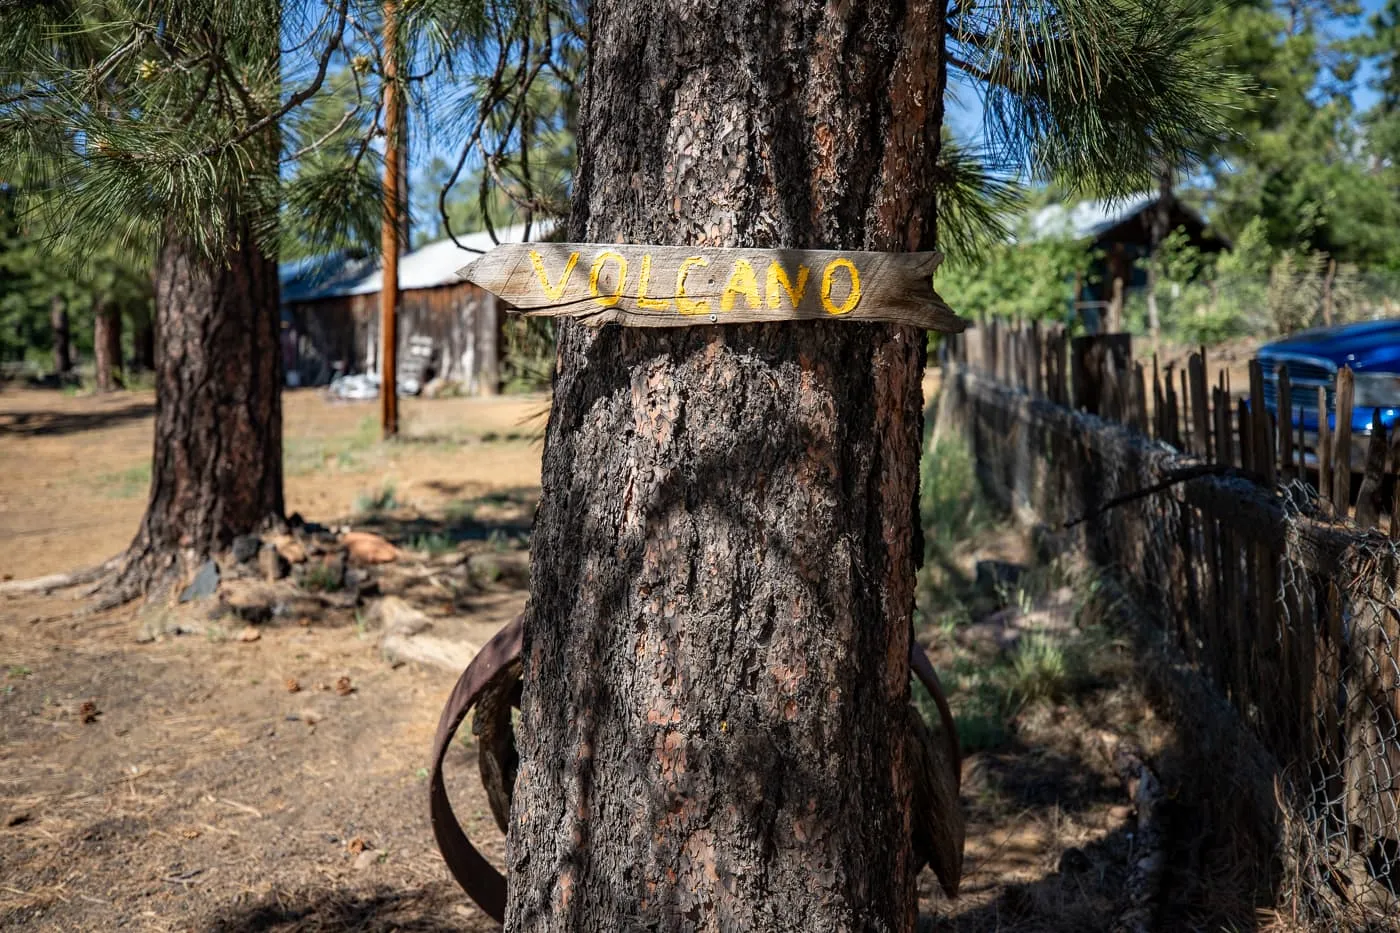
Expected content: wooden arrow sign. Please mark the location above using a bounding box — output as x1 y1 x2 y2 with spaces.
457 243 965 332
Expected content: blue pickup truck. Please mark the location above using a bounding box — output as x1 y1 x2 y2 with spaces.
1258 320 1400 463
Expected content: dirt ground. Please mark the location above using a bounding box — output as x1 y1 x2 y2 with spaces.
0 386 549 582
1 376 1239 931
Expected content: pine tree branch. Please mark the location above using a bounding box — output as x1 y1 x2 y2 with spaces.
190 0 349 158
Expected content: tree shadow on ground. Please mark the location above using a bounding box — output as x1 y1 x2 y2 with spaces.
201 884 493 933
0 400 155 437
352 486 539 549
923 729 1269 932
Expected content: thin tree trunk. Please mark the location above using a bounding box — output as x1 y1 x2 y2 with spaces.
111 218 282 594
507 2 951 930
50 295 71 376
1322 257 1336 326
132 304 156 372
93 300 122 392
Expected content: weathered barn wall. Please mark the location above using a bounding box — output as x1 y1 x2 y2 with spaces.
285 281 501 393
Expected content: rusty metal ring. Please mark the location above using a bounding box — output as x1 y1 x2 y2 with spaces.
427 615 522 924
431 621 961 920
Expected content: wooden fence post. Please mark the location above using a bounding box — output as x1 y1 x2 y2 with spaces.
1355 412 1389 529
1278 366 1294 483
1333 368 1354 518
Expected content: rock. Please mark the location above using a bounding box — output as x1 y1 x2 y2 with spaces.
343 532 399 565
270 534 307 565
374 596 432 636
221 581 277 624
231 535 260 564
353 849 377 871
237 626 261 643
178 560 220 603
259 545 290 582
380 616 509 673
421 377 451 399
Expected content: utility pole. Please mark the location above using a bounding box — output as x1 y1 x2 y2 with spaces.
379 0 401 438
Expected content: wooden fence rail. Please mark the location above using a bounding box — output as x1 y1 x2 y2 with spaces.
944 321 1399 534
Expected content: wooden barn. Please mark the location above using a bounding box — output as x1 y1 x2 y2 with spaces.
279 223 546 393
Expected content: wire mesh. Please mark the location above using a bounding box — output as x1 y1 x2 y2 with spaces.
1274 483 1400 928
948 362 1400 929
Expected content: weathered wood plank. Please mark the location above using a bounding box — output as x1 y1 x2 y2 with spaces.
458 243 964 331
1277 365 1294 483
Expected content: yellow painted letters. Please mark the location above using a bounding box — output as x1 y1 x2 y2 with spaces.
529 249 578 301
635 254 671 311
675 257 711 314
589 250 628 307
820 257 861 315
721 259 761 312
764 261 810 310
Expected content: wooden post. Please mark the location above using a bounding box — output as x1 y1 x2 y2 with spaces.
1318 386 1333 511
1132 363 1149 435
1355 413 1389 529
1297 406 1305 480
1189 352 1210 462
1178 367 1189 452
1277 365 1294 482
379 0 402 439
1249 359 1275 488
1070 334 1131 417
1390 428 1400 544
1238 398 1253 473
1029 321 1043 399
1152 356 1163 440
1333 367 1354 517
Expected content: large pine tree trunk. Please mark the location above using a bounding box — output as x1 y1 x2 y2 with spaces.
507 2 947 930
93 300 122 392
112 219 283 594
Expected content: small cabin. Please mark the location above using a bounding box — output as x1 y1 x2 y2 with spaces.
279 223 547 393
1025 193 1229 332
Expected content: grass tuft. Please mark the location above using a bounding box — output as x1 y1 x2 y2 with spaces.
354 481 399 515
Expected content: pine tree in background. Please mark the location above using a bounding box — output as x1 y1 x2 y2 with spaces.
0 0 504 596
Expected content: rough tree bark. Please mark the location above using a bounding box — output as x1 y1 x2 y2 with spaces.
507 2 949 930
110 217 283 594
50 294 71 376
93 299 122 392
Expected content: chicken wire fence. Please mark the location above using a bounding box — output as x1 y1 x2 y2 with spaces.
945 364 1400 928
1274 482 1400 929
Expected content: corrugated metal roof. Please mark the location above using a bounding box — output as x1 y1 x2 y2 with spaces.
1021 193 1157 242
281 220 556 303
